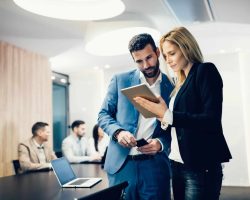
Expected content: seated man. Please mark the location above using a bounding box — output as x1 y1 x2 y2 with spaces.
18 122 57 173
62 120 101 163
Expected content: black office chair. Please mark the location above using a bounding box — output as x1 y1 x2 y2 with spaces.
12 160 21 175
55 151 63 158
100 147 107 168
75 181 128 200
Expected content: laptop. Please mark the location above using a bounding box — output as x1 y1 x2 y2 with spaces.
51 157 102 188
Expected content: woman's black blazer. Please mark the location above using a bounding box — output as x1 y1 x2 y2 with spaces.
168 62 232 169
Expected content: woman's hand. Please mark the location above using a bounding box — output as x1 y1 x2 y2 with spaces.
134 96 168 119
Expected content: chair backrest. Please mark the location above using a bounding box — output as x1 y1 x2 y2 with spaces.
12 160 21 175
101 147 107 169
55 151 63 158
75 181 128 200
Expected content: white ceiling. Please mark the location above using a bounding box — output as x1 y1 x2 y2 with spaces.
1 0 250 74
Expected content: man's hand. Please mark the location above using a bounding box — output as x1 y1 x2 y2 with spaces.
137 139 162 155
117 131 137 148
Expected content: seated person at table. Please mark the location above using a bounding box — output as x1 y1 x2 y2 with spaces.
18 122 57 173
62 120 101 163
88 124 109 158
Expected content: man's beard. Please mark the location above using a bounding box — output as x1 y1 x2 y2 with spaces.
77 133 84 138
142 60 160 78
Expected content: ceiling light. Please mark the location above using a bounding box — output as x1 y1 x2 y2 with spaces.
85 27 161 56
234 48 241 52
60 78 67 83
13 0 125 21
93 66 99 70
219 49 226 54
104 64 111 69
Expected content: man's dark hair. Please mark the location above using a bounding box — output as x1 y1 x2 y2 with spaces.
32 122 49 136
128 33 157 54
71 120 85 131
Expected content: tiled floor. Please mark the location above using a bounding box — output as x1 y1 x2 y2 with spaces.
220 186 250 200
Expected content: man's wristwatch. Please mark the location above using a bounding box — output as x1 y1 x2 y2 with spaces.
112 129 124 142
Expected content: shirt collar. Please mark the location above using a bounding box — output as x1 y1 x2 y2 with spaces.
139 71 162 87
72 133 83 142
32 138 44 148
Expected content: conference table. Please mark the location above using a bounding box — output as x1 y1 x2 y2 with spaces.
0 164 109 200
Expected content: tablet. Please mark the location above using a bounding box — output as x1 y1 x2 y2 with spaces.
121 83 159 118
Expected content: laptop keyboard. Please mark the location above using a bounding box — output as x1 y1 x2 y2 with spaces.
69 179 88 185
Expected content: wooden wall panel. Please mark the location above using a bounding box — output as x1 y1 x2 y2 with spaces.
0 41 52 177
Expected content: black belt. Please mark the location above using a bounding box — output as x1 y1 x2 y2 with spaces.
127 154 154 161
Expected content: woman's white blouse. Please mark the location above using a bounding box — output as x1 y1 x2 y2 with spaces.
161 90 184 164
88 134 110 157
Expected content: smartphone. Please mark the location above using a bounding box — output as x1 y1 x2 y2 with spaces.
136 138 149 147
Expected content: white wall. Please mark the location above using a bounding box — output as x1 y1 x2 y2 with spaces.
103 67 133 92
205 52 250 186
69 69 104 137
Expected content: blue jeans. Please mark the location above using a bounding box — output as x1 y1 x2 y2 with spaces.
171 160 223 200
108 154 171 200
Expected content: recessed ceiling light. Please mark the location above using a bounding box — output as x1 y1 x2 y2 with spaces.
60 78 67 83
93 66 99 70
234 48 241 52
13 0 125 21
104 64 111 69
219 49 226 54
85 27 161 56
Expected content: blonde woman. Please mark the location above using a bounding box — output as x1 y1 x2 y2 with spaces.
135 27 232 200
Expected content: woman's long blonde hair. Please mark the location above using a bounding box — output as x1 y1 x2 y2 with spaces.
160 27 204 96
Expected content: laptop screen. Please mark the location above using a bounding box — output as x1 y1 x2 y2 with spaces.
51 157 76 185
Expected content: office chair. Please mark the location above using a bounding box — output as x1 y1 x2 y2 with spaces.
75 181 128 200
55 151 63 158
101 147 107 169
12 160 21 175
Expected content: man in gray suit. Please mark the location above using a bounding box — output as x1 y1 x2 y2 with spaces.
18 122 57 173
98 33 173 200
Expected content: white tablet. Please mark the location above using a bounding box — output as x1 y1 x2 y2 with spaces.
121 83 159 118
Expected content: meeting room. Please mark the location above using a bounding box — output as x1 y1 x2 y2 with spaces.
0 0 250 200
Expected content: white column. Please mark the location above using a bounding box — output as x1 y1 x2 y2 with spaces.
239 52 250 186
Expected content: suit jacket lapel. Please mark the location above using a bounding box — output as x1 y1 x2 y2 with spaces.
150 73 172 134
43 145 50 162
129 69 141 122
30 138 41 163
161 74 172 106
173 63 198 110
129 69 141 86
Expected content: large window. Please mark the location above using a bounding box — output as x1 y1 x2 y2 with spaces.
52 72 69 157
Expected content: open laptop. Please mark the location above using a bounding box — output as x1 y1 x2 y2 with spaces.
51 157 102 188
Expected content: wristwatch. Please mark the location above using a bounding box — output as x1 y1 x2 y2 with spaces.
112 129 124 142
